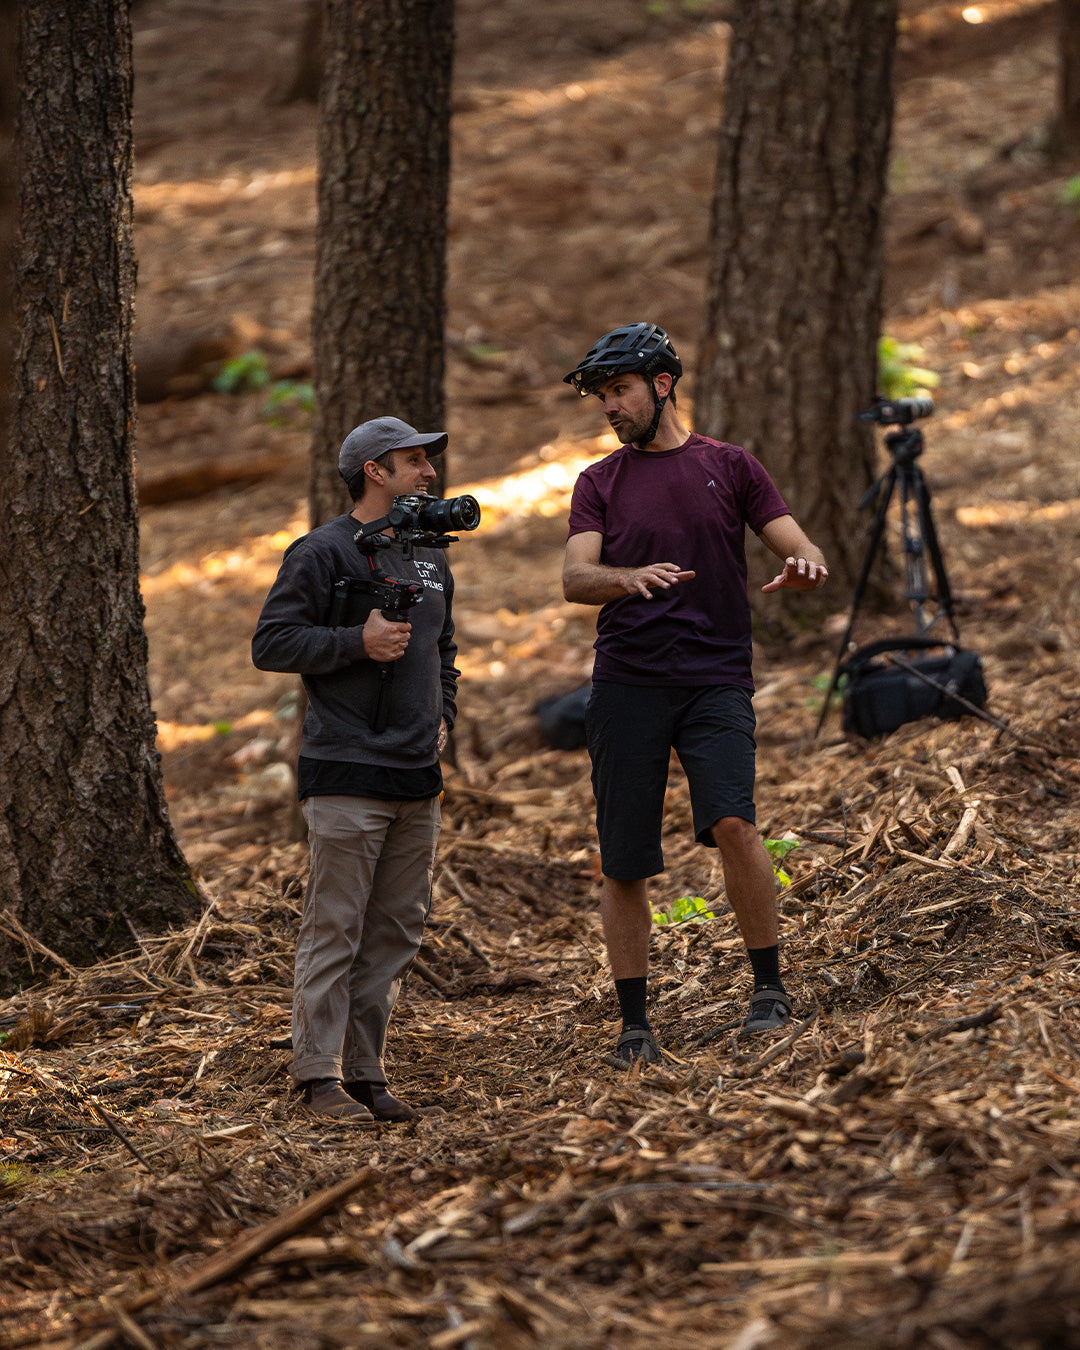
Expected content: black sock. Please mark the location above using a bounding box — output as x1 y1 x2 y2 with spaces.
615 976 649 1030
748 945 784 992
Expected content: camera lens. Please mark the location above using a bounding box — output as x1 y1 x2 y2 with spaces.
417 494 482 533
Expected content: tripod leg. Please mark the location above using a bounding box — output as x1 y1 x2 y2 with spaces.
813 467 896 737
911 465 961 640
897 468 932 632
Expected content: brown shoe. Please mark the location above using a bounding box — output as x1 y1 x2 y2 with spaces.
344 1081 418 1122
301 1079 376 1124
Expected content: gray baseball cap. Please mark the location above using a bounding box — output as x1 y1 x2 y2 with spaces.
338 416 447 485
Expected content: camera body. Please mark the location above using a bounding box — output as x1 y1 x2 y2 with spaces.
388 493 481 536
860 396 934 426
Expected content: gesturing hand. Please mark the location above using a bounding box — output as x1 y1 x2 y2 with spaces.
761 556 829 593
363 611 412 661
625 562 696 598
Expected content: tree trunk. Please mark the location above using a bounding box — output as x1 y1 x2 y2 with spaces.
309 0 454 525
696 0 898 607
0 0 197 990
1057 0 1080 153
0 3 13 511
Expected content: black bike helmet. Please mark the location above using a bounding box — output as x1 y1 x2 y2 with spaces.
563 323 682 445
563 322 682 396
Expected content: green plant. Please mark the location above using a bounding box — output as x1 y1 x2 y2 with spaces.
652 895 714 926
765 837 800 887
0 1161 59 1193
262 378 315 427
212 348 272 394
1058 176 1080 215
808 671 846 711
211 350 314 428
877 335 939 400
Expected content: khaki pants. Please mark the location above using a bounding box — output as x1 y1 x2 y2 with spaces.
290 794 440 1086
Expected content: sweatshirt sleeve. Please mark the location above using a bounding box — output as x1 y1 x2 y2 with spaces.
438 566 460 729
251 536 370 675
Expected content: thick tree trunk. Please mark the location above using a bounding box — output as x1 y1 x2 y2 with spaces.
309 0 454 525
0 0 197 990
1057 0 1080 153
696 0 898 604
1 3 13 501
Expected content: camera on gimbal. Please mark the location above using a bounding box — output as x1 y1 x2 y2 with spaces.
356 491 482 559
328 491 482 629
387 493 482 537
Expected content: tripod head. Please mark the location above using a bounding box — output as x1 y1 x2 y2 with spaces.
861 396 933 468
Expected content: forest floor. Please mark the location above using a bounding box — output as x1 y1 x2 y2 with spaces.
3 1 1080 1347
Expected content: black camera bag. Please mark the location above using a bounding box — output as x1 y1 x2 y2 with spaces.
841 636 987 738
534 683 591 751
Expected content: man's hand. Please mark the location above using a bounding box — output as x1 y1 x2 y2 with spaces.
761 556 829 593
437 717 449 755
363 611 411 661
623 562 696 598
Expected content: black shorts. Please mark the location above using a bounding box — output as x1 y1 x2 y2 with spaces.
585 682 757 881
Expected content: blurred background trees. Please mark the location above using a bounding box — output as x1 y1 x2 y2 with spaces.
696 0 900 602
309 0 454 523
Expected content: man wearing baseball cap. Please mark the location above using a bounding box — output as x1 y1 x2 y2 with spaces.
253 417 459 1124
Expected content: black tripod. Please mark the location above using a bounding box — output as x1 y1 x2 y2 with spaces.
815 398 959 736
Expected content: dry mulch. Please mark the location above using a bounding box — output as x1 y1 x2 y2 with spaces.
3 693 1079 1349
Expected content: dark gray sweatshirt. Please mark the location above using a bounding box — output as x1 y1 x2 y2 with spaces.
251 513 458 769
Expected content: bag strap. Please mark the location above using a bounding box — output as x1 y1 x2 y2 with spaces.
842 634 961 672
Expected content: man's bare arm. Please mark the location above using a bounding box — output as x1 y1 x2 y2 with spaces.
758 515 828 593
562 530 695 605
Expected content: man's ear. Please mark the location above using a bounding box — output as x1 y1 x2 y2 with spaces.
652 371 674 399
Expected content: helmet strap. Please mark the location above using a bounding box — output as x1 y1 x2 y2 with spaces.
639 374 668 446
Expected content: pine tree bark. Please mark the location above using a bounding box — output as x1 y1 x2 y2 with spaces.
0 0 197 989
309 0 454 525
696 0 898 603
1057 0 1080 153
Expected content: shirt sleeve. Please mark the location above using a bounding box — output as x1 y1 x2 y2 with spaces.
567 469 605 539
740 452 790 534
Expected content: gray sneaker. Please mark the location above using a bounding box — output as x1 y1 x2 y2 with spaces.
608 1025 663 1069
740 988 792 1036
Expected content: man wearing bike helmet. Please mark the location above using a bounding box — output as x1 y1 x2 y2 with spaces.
562 323 828 1067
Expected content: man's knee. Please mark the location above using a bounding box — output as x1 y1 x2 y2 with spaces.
710 814 760 856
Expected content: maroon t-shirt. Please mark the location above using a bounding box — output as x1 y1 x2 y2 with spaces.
567 434 789 687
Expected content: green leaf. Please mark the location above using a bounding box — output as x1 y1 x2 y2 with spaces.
212 349 272 394
878 335 939 400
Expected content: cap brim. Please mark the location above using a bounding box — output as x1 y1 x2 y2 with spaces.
407 431 447 456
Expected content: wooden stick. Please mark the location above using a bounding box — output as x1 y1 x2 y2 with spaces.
0 908 79 976
730 1008 819 1078
174 1167 374 1295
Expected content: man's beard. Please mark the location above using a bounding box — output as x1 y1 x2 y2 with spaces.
608 412 651 445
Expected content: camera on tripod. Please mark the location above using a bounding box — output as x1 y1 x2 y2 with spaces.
816 392 989 739
860 396 934 427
